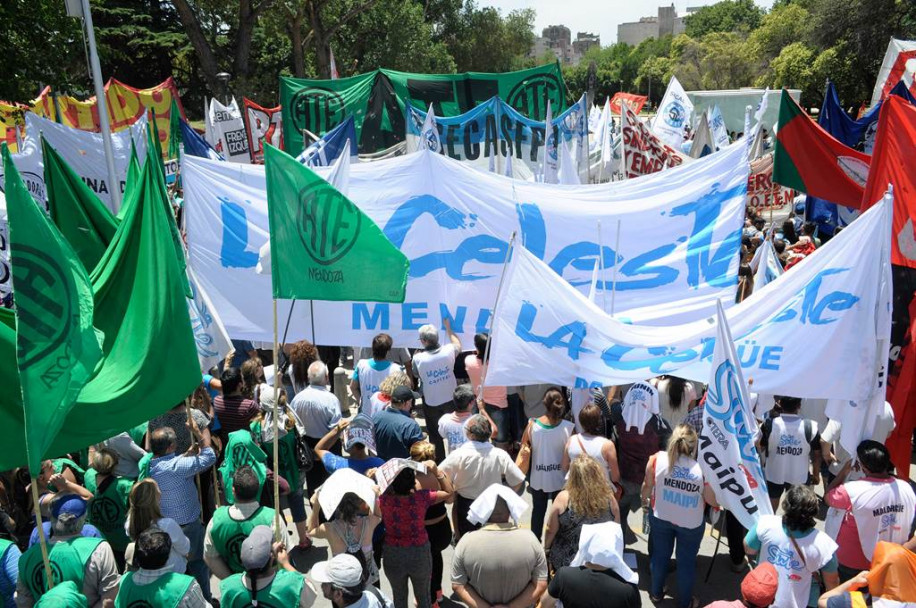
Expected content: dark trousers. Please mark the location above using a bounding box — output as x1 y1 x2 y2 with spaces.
455 494 482 537
725 510 747 565
529 488 559 542
426 517 452 602
423 403 447 463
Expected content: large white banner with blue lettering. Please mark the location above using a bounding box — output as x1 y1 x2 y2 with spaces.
182 141 749 346
487 196 892 403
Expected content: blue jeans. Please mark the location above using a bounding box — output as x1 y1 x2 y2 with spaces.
648 513 704 608
181 519 212 601
484 404 510 444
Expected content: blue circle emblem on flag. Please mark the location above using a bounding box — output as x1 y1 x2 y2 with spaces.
663 101 687 129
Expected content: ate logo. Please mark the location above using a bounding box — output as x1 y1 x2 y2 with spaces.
90 496 121 525
227 533 247 563
297 182 361 266
290 88 346 137
31 560 64 593
12 245 73 368
506 74 563 120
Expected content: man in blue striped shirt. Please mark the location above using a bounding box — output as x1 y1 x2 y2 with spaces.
149 421 216 601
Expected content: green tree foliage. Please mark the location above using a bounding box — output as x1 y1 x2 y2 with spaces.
684 0 764 38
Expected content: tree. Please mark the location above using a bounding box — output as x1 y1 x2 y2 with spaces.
699 32 756 89
434 3 535 72
684 0 764 38
636 56 673 105
747 3 810 59
767 42 817 94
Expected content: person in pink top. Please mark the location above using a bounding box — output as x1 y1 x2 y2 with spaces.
703 563 778 608
825 440 916 582
464 334 510 451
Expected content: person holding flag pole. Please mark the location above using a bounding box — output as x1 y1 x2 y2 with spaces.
262 142 409 543
2 145 103 598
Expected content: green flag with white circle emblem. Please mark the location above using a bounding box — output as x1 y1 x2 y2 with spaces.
264 144 408 302
2 144 103 475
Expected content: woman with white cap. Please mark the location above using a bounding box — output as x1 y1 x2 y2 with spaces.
541 521 640 608
641 424 718 608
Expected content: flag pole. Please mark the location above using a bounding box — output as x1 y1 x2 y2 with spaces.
185 401 204 509
29 478 54 589
478 231 517 397
271 298 282 541
618 101 627 180
610 220 622 315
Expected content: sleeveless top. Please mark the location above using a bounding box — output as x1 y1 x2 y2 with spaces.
355 359 399 415
329 517 379 584
529 419 574 492
114 571 193 608
566 434 611 483
548 504 615 571
765 415 814 485
251 421 300 492
21 537 104 599
211 505 276 574
652 452 705 529
220 569 305 608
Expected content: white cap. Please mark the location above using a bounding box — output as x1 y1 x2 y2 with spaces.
310 554 363 588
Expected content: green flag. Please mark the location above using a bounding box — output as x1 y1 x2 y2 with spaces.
264 144 409 301
43 139 118 272
2 145 102 474
119 137 141 221
168 98 182 162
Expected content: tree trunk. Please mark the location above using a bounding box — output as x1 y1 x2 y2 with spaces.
288 12 306 78
233 0 257 97
307 3 332 79
171 0 222 93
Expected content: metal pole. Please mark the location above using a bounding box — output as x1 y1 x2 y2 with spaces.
610 220 622 316
478 231 518 396
79 0 121 210
271 298 282 540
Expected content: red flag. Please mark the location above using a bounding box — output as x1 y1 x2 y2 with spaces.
861 95 916 268
610 92 648 115
886 292 916 476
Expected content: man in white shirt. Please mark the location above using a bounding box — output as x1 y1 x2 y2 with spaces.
758 396 823 510
439 415 525 538
411 319 461 462
290 361 342 498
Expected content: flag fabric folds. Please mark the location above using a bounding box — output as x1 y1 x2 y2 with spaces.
264 144 409 302
773 90 871 208
2 145 102 474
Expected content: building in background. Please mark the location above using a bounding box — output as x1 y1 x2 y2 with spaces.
617 4 698 46
530 26 601 65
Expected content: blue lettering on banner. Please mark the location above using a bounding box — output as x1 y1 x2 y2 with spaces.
219 197 259 268
402 302 428 329
351 302 491 333
705 359 767 481
771 268 859 325
516 301 591 360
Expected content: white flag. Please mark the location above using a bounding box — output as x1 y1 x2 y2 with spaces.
187 266 233 372
543 100 558 184
699 299 773 530
419 104 441 154
558 138 580 185
329 46 340 80
709 105 730 151
689 112 715 159
752 240 784 290
652 76 694 147
504 146 513 178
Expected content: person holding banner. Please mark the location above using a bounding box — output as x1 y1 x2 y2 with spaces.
744 485 840 608
641 424 718 608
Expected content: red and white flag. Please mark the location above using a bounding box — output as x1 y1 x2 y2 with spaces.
871 38 916 107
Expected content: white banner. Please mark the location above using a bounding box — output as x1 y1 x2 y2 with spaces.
699 300 773 530
0 113 148 211
623 103 689 178
486 195 892 403
206 98 251 164
187 266 233 373
652 76 694 147
183 141 750 346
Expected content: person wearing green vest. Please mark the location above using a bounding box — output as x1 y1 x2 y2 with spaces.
219 526 317 608
204 466 275 579
84 449 133 570
115 528 209 608
218 430 269 505
32 581 87 608
17 495 120 607
251 384 312 549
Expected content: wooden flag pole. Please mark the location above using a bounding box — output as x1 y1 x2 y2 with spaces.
185 401 204 509
477 231 518 397
29 479 54 589
271 298 282 541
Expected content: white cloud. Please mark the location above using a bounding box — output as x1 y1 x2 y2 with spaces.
477 0 775 47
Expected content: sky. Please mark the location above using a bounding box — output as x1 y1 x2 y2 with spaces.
477 0 775 46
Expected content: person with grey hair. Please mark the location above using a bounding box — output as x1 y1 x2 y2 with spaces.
439 414 525 538
438 384 477 455
411 318 462 462
17 495 120 607
290 360 342 499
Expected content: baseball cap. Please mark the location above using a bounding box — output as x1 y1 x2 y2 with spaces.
50 495 87 519
310 553 364 588
240 526 274 570
741 562 778 607
391 386 420 403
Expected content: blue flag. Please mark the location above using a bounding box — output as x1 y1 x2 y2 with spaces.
180 119 223 160
297 116 358 167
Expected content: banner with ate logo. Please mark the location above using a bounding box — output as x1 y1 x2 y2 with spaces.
182 139 750 346
486 195 892 406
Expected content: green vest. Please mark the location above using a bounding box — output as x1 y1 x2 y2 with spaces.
33 580 88 608
114 570 194 608
219 569 304 608
84 473 132 551
52 459 85 485
210 505 276 574
250 422 300 491
136 453 153 481
218 430 267 504
128 422 148 447
20 537 104 600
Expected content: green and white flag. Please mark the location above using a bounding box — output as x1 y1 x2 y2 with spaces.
264 144 408 302
2 145 102 474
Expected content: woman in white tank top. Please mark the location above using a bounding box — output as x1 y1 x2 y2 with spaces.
641 424 717 608
562 403 621 491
